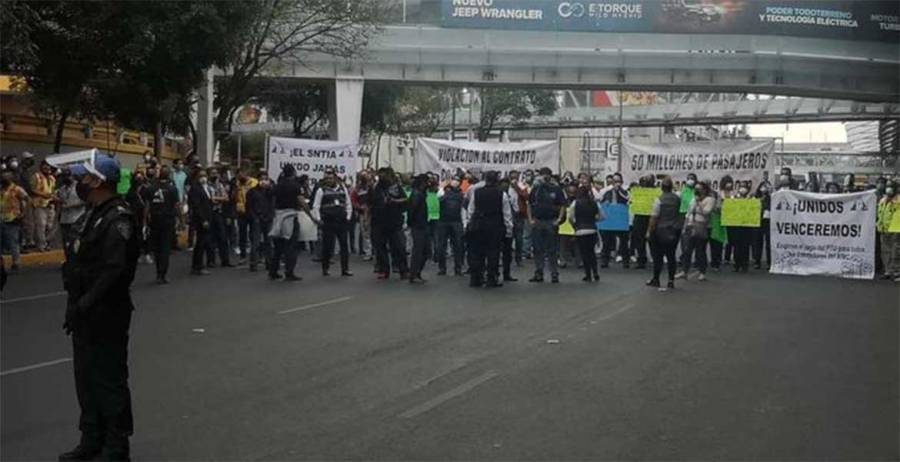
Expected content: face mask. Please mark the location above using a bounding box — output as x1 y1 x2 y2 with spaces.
199 177 208 186
450 180 460 188
760 187 769 194
887 188 895 196
686 179 695 187
76 181 92 201
780 175 790 183
739 187 749 196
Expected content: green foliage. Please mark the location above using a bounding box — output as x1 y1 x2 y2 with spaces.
4 1 257 152
214 0 389 137
248 79 328 137
478 88 558 141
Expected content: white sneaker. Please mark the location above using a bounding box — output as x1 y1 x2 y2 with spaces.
615 256 623 263
630 255 638 263
698 273 707 282
674 271 686 279
146 255 154 264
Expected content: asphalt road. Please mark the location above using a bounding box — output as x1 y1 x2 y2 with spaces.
2 251 898 461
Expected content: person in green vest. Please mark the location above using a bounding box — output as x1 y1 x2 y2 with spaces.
425 174 441 264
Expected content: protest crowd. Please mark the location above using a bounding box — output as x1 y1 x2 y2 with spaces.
2 151 899 290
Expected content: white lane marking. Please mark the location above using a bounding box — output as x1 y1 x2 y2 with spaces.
595 303 635 322
400 371 499 419
1 358 72 377
277 296 353 315
1 291 67 305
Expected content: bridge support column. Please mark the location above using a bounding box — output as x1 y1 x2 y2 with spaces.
196 68 216 165
327 77 364 145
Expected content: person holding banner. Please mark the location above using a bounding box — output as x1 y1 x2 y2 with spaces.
646 177 681 291
675 181 715 281
312 168 353 277
877 181 900 281
599 173 630 269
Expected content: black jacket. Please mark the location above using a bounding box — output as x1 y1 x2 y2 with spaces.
62 196 140 337
247 186 275 223
188 181 213 225
407 189 429 229
371 183 406 230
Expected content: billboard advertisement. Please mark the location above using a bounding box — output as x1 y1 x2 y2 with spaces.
443 0 899 43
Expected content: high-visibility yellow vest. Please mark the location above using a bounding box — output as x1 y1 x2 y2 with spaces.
236 177 258 214
31 172 56 208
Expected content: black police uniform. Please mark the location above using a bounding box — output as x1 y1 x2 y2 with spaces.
468 185 505 287
407 188 429 279
146 180 179 281
61 196 140 461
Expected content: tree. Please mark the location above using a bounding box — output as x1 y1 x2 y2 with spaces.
477 88 558 141
248 79 328 137
214 0 388 140
392 86 452 137
3 1 255 154
97 2 255 156
2 1 113 151
360 82 405 134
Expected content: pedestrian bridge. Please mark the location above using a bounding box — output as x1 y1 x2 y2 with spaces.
282 25 898 103
199 16 900 161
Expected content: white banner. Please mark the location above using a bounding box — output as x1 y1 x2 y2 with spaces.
770 190 877 280
267 137 359 181
415 138 559 179
621 140 774 189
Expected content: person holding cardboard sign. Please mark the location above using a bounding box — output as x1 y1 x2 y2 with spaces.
727 181 756 273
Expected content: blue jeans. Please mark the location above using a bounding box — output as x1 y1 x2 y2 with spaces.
531 219 559 277
0 221 21 265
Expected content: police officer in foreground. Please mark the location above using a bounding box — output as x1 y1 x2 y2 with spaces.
61 155 140 462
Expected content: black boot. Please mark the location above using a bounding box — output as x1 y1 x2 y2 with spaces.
96 435 130 462
59 433 102 462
